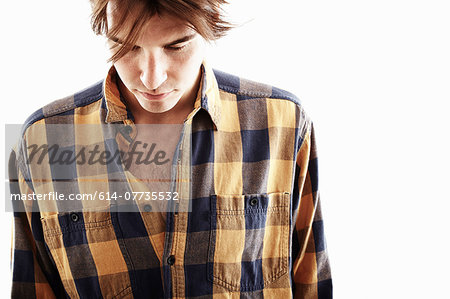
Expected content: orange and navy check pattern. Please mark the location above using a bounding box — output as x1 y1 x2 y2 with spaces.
9 63 332 298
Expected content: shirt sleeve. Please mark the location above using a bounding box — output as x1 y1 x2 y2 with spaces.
8 148 66 299
291 123 333 298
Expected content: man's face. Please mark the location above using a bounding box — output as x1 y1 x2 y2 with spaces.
106 5 206 116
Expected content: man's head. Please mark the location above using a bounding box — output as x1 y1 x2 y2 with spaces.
89 0 232 116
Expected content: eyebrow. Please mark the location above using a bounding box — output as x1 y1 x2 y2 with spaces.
108 33 197 48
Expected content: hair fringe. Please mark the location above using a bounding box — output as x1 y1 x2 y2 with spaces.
89 0 234 62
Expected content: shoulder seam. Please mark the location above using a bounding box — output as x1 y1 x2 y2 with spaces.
45 90 103 119
23 81 103 129
212 69 300 105
218 84 301 105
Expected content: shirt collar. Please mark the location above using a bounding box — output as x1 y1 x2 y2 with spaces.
103 61 222 128
103 66 130 123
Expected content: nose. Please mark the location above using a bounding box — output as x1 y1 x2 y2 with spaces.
139 51 167 91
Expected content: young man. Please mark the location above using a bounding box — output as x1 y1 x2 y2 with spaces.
9 0 332 298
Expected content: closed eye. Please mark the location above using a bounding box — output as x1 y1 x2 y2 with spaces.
163 34 196 52
130 45 141 51
165 44 187 52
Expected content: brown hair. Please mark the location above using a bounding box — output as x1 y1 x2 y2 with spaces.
90 0 233 62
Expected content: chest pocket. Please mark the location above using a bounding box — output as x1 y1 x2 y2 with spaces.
208 192 290 292
41 212 133 299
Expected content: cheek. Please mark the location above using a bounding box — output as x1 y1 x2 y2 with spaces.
114 57 140 81
171 46 205 81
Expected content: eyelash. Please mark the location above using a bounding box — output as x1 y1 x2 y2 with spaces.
129 44 187 52
166 44 187 52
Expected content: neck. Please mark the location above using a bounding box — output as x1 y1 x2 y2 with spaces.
132 100 194 124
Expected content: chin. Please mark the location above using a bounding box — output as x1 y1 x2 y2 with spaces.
141 102 178 114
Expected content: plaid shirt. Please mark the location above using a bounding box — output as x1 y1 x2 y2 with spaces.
9 62 332 298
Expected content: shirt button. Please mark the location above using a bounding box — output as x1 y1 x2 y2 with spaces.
250 197 258 207
167 255 175 266
144 204 152 212
70 212 80 222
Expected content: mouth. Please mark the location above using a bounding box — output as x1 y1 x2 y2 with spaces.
138 90 173 101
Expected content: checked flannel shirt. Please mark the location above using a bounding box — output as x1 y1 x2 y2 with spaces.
9 62 332 298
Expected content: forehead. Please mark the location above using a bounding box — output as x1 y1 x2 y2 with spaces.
106 1 194 43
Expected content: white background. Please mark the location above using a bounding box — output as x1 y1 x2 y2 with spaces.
1 0 450 297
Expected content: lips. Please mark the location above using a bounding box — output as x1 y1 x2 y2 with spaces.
139 90 173 101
